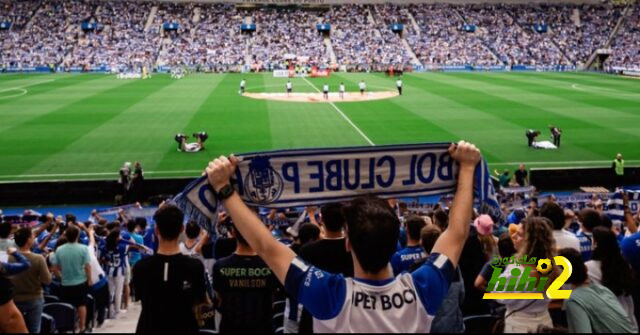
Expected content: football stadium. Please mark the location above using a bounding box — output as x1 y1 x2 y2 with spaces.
1 0 639 334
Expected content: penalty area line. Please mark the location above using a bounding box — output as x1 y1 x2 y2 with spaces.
301 76 375 146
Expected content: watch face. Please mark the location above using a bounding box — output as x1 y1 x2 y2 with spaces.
219 184 234 199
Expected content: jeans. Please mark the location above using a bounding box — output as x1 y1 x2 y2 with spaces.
15 298 44 333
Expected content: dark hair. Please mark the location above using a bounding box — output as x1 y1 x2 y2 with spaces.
433 209 448 230
106 221 118 232
599 215 613 229
591 226 633 296
558 248 587 285
231 223 248 246
579 208 602 232
153 204 184 241
14 227 33 248
135 217 147 230
65 225 80 242
320 203 345 233
344 196 400 274
405 215 426 241
0 222 11 238
65 213 76 224
106 229 120 252
498 232 516 258
54 236 68 251
298 223 320 246
126 220 137 233
420 225 441 254
540 202 565 230
185 221 201 239
94 225 107 237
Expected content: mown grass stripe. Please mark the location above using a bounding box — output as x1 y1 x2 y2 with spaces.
0 76 175 176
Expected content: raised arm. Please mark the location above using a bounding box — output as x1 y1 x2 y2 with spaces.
431 141 481 267
1 249 31 276
206 155 295 284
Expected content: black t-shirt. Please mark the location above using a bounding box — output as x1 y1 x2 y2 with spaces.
133 253 206 334
299 238 353 277
212 254 278 334
0 274 13 305
514 169 528 187
459 226 490 316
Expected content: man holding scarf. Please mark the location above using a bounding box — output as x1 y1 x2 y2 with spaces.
203 141 481 332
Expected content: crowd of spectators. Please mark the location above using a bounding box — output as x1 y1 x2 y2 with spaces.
607 3 640 70
67 1 158 71
0 0 41 29
328 4 410 69
406 4 499 67
190 4 246 71
248 8 328 70
0 0 637 71
1 144 639 333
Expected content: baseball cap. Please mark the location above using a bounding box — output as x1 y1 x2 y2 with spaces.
474 214 494 236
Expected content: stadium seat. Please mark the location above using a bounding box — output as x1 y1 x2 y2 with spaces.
198 329 216 335
44 295 60 304
43 302 77 333
39 313 56 334
272 298 286 332
272 312 284 332
463 314 499 333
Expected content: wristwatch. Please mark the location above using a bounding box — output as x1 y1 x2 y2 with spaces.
216 184 235 200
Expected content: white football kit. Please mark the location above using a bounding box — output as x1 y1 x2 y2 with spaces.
284 253 453 333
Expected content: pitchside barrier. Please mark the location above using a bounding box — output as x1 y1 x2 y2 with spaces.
1 166 637 207
530 166 640 191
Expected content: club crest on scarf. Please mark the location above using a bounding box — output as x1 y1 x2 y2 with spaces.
244 156 284 205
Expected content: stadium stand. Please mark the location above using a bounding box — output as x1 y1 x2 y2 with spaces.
1 1 640 333
1 1 638 70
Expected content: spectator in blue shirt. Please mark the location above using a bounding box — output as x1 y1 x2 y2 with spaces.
576 208 604 261
203 141 480 332
391 215 427 275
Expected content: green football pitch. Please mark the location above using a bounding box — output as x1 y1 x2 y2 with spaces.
0 71 638 182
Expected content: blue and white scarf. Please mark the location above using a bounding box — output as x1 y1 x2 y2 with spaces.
606 190 640 229
173 143 503 238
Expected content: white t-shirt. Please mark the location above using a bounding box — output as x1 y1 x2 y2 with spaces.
396 80 402 88
286 82 292 89
553 229 581 252
240 80 246 88
323 84 329 92
359 82 366 90
284 253 454 332
494 264 551 314
339 84 345 92
87 245 105 286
